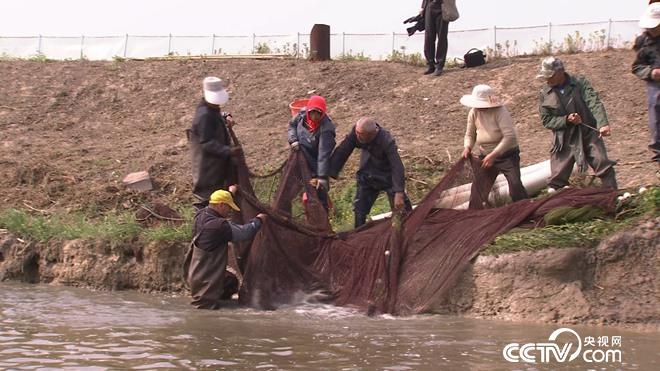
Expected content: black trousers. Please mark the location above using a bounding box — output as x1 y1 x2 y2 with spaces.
424 4 449 68
353 177 413 228
469 147 529 209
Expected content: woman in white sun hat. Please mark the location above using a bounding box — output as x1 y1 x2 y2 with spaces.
460 84 528 208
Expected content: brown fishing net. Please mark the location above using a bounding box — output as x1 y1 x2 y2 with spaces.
230 151 617 316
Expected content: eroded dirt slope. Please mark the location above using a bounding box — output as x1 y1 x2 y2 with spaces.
0 49 656 213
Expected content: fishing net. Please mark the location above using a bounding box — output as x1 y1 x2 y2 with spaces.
229 150 617 316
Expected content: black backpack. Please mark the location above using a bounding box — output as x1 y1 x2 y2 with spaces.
463 48 486 68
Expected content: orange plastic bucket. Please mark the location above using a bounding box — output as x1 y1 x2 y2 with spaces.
289 98 309 118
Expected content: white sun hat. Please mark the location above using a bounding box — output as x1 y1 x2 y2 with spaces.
640 2 660 29
459 84 503 108
203 76 229 106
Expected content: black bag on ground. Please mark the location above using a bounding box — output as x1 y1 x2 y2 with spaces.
463 48 486 68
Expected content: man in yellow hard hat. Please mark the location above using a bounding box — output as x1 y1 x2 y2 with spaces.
183 185 267 309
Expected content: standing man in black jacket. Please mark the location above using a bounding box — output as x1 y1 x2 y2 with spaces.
421 0 449 76
188 76 243 209
330 117 412 228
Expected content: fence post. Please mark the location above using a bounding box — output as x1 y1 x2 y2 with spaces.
211 34 215 55
342 32 345 55
607 19 612 49
392 32 395 55
168 33 172 55
296 32 300 58
37 34 42 55
123 34 129 58
80 35 85 60
548 22 553 49
493 25 497 51
252 33 256 54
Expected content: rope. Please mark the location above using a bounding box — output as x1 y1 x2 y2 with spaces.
227 124 288 179
247 159 288 179
137 205 185 222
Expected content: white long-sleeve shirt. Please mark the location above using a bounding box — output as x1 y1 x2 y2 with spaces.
464 106 518 156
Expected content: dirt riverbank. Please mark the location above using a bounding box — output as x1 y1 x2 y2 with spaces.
1 216 657 328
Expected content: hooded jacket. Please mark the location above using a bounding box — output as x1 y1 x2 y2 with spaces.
287 96 336 178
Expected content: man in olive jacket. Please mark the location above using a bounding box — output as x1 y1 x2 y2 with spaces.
537 57 617 191
330 117 412 227
188 77 242 208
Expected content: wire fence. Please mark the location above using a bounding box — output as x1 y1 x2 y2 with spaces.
0 20 640 61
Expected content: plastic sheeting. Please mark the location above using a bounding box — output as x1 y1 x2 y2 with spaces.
0 20 640 61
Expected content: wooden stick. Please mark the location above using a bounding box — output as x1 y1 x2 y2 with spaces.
22 201 49 215
408 177 429 185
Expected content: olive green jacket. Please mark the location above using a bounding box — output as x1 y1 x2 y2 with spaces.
538 74 609 172
538 73 609 131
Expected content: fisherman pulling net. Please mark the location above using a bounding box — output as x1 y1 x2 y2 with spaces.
227 150 617 316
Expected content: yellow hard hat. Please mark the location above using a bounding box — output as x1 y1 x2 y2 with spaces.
209 189 240 211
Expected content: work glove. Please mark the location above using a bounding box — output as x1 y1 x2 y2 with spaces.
290 141 300 152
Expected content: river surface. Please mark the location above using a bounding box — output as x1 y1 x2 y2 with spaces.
0 282 658 370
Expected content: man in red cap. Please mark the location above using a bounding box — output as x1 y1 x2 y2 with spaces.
287 95 337 209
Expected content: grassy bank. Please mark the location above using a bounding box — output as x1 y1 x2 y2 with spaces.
1 187 657 252
0 208 192 245
484 187 660 255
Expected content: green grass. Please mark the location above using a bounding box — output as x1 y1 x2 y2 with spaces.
483 187 659 255
2 182 657 253
328 182 392 232
386 49 426 67
0 208 191 244
336 51 371 61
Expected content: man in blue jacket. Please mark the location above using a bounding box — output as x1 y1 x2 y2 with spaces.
331 117 412 227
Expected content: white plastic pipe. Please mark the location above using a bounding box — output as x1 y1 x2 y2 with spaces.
370 160 551 220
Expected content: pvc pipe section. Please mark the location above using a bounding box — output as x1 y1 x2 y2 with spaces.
370 160 551 221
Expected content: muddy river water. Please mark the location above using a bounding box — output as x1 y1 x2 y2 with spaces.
0 282 657 370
